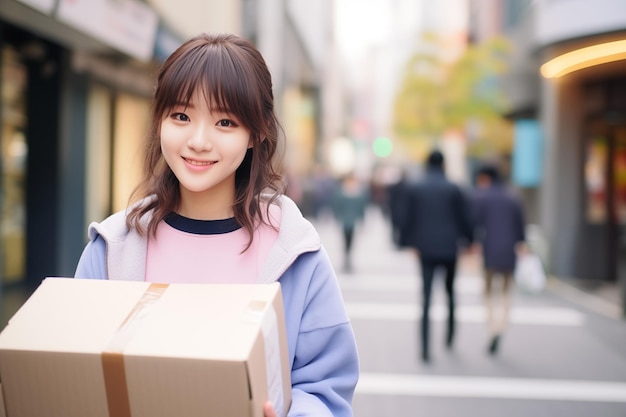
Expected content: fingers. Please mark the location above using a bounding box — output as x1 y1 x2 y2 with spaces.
264 402 278 417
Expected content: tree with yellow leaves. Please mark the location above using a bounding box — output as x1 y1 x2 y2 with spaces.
393 33 513 160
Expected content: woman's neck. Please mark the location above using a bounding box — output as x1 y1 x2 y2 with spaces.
178 188 235 220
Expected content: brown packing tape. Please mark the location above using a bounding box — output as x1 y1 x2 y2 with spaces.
101 283 168 417
102 353 130 417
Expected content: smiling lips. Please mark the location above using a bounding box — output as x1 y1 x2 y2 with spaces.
183 157 215 167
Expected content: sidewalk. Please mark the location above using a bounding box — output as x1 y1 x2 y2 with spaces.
547 276 624 320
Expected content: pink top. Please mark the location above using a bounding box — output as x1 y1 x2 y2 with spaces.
145 213 279 284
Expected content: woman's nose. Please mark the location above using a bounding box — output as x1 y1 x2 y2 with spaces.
187 124 213 151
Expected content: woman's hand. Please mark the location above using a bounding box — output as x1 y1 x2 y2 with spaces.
264 401 278 417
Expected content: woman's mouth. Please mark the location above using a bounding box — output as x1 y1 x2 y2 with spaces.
182 157 216 171
183 157 215 166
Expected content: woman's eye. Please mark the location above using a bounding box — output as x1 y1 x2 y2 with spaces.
218 119 237 127
172 113 190 122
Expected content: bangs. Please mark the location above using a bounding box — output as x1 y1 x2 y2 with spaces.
155 40 261 126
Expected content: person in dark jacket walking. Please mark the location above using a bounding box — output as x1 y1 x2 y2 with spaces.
400 150 473 363
472 164 526 355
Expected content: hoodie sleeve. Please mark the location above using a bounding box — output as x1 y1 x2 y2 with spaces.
279 248 359 417
74 235 108 280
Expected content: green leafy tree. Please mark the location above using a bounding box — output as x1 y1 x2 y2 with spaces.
393 33 513 159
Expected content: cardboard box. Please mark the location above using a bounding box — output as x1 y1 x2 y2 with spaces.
0 278 291 417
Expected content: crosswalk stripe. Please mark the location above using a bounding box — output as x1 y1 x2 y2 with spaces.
338 275 483 293
356 373 626 402
345 302 586 326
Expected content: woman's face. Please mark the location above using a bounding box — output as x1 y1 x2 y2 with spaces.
160 90 251 218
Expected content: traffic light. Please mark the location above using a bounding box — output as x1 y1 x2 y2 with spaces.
372 136 393 158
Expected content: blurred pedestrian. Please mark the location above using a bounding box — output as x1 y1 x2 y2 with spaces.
311 164 336 220
471 163 526 355
73 32 358 417
386 168 409 248
400 150 473 363
332 172 369 273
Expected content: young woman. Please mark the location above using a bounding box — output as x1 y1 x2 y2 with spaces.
74 32 359 417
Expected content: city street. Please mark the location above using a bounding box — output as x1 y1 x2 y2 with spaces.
311 206 626 417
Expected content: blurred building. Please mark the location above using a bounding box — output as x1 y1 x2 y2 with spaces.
0 0 327 292
468 0 626 296
335 0 470 186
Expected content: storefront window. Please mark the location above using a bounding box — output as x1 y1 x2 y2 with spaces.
112 93 150 212
585 128 626 225
0 46 27 284
585 136 607 223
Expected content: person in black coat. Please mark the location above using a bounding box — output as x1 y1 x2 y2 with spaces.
472 164 526 355
399 150 473 363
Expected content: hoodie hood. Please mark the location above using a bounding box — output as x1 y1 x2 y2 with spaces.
258 195 321 283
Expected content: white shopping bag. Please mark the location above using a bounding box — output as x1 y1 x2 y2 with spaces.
514 253 546 293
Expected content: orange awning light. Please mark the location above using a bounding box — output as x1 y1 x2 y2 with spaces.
540 40 626 79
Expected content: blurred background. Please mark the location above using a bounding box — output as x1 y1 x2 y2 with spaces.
1 1 626 415
0 0 625 320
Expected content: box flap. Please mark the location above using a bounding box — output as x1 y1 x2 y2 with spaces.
0 277 150 353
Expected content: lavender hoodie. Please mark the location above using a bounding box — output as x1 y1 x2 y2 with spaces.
74 195 359 417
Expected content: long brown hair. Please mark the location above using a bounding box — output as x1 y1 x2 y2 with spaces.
126 33 284 251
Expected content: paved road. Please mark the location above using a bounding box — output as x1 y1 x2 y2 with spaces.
311 207 626 417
